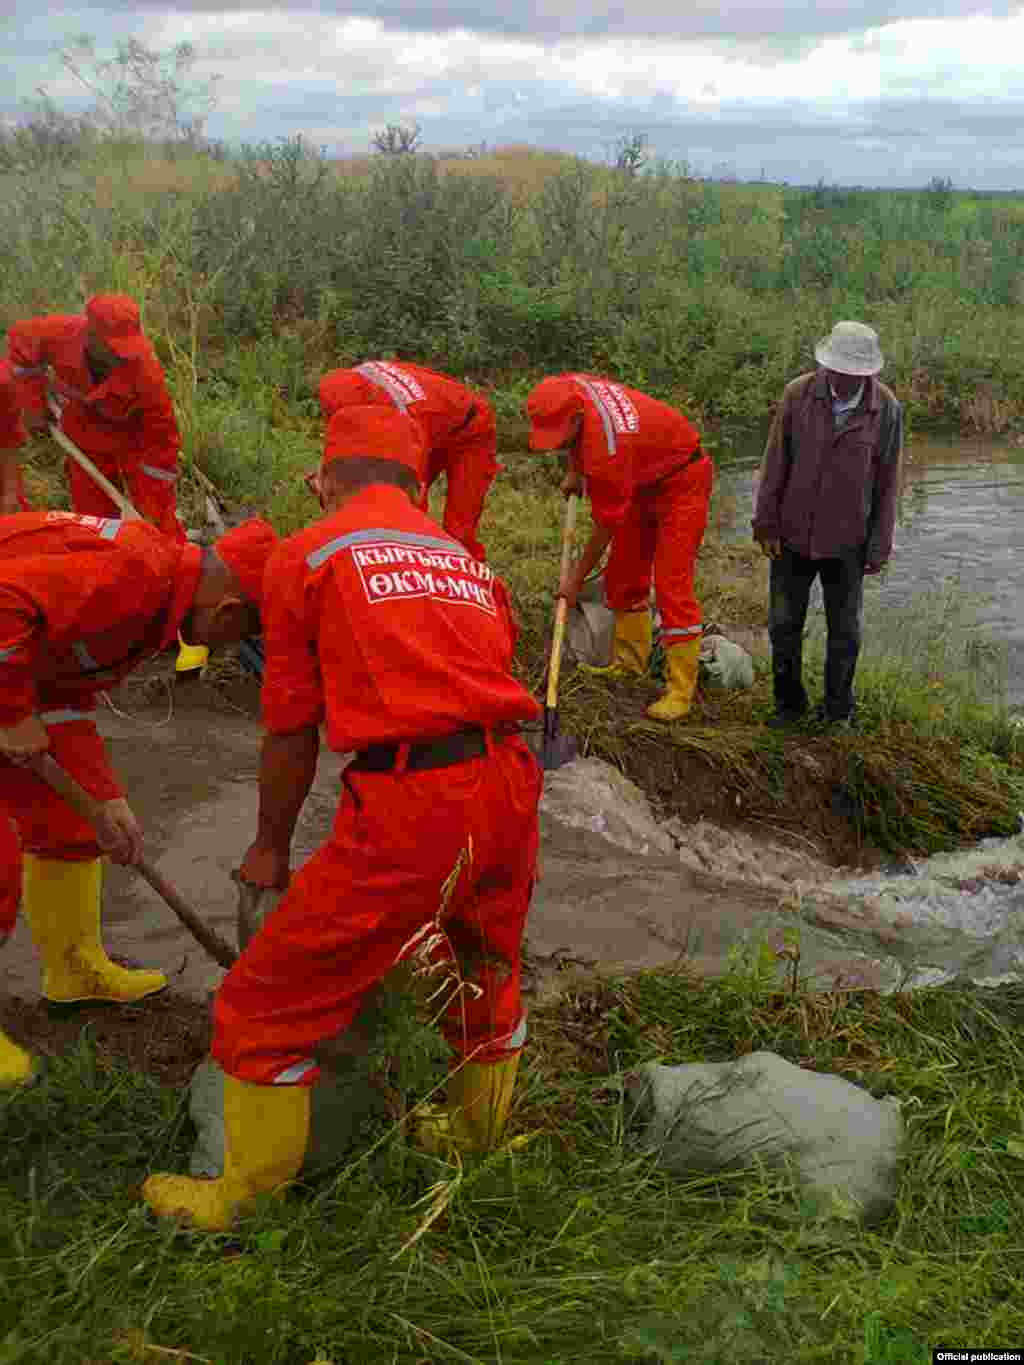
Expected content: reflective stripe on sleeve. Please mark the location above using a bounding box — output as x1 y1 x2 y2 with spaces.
661 625 704 640
38 708 90 726
271 1058 318 1085
140 464 177 484
576 377 617 458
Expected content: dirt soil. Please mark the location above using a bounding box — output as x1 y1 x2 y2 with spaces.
0 989 211 1088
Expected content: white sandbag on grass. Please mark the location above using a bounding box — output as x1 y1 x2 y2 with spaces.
700 634 755 690
627 1051 903 1222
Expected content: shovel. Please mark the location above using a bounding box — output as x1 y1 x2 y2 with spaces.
541 493 580 771
46 417 143 522
25 752 238 971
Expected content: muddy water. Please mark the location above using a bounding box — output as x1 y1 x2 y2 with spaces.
719 436 1024 704
3 698 349 1002
3 691 907 1005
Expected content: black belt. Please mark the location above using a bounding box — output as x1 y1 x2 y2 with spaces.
649 446 709 489
349 727 488 773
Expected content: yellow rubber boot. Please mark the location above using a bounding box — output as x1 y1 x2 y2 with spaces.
416 1054 521 1157
647 637 702 722
0 1026 36 1088
581 609 652 679
143 1075 311 1231
175 633 209 677
21 855 167 1006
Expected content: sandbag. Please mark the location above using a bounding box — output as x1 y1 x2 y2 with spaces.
627 1051 903 1222
188 881 392 1178
700 634 755 689
565 576 615 668
188 1053 388 1179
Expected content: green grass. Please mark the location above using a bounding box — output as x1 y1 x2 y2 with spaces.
4 968 1024 1363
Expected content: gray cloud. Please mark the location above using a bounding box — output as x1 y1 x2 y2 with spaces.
55 0 1024 43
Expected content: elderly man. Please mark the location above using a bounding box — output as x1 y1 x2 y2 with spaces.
142 405 542 1231
752 321 903 729
0 511 277 1087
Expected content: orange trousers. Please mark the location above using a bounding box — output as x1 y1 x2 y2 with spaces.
212 736 540 1085
0 714 121 937
604 454 713 640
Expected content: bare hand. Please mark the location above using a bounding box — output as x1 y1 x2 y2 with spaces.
0 715 49 764
94 797 143 866
864 560 885 575
237 841 291 891
756 537 783 560
302 466 322 500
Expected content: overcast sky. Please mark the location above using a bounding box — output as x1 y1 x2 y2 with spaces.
5 1 1024 188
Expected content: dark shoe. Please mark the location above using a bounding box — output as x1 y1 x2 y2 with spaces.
765 710 806 730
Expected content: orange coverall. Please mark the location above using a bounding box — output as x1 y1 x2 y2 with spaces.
212 483 542 1086
318 362 499 560
7 315 185 539
528 374 713 644
0 512 203 937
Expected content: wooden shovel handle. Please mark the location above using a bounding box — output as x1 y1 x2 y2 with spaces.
47 420 142 522
25 752 237 970
546 494 578 710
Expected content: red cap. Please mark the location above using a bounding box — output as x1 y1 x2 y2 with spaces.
214 519 279 609
322 404 423 472
526 376 584 452
85 294 152 361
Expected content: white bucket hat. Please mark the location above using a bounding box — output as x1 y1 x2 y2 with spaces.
814 321 884 376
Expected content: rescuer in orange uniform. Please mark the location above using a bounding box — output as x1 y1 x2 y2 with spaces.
317 360 499 560
4 294 212 676
142 405 542 1232
0 361 28 956
0 358 28 514
527 374 714 722
6 295 185 538
0 511 278 1088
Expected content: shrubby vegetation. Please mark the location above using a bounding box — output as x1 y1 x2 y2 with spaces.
3 135 1024 440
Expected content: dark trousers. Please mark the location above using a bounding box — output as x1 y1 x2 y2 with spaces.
768 546 865 720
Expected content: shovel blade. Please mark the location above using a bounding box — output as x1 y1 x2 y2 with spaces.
541 707 578 771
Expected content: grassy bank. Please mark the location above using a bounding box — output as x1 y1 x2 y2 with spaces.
3 967 1024 1364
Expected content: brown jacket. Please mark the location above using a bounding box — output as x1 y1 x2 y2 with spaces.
752 370 902 564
